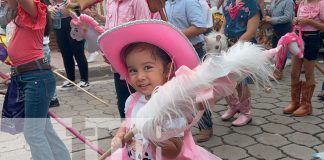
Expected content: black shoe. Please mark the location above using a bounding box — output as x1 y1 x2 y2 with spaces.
49 98 60 108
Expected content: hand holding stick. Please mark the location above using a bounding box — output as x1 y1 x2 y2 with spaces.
98 128 137 160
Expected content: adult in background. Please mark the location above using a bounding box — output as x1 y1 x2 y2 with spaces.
165 0 212 143
48 0 90 89
264 0 295 80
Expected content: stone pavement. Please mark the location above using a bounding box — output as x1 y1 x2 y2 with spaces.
0 63 323 159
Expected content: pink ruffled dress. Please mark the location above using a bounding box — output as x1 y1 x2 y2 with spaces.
107 92 222 160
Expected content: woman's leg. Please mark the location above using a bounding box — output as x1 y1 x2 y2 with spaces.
54 18 76 81
69 36 88 82
20 70 70 160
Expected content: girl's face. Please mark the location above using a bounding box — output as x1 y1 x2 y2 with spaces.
4 0 18 9
126 49 170 99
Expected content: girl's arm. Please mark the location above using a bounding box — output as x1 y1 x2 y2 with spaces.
239 13 260 41
296 18 324 31
17 0 38 19
83 9 106 22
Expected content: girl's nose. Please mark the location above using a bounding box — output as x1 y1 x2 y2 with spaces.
136 71 146 80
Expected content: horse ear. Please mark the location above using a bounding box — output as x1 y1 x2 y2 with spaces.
263 45 281 59
216 35 221 41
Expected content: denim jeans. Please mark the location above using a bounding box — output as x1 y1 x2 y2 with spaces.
43 44 58 100
12 70 70 160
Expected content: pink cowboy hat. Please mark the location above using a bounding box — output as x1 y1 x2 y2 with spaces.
98 20 200 80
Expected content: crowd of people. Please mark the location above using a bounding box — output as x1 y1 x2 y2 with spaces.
0 0 323 159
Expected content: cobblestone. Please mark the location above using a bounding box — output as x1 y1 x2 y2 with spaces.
0 64 323 159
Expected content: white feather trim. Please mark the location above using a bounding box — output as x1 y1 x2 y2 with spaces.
134 42 274 142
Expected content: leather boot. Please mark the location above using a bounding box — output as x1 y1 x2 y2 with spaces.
283 81 302 114
232 98 252 126
221 93 240 120
292 82 315 117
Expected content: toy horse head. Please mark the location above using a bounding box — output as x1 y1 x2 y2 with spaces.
274 29 304 70
70 12 105 52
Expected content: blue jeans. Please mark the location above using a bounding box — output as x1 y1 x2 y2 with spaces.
43 44 58 100
12 70 70 160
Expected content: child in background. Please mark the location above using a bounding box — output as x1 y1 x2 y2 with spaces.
220 0 261 126
283 0 324 116
99 20 221 160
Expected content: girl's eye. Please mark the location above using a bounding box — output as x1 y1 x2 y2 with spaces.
144 66 153 71
128 69 136 74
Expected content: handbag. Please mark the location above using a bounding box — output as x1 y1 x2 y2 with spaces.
1 78 25 135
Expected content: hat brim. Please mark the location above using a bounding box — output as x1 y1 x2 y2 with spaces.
98 20 200 79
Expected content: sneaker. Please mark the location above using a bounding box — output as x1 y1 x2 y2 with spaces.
318 60 324 64
77 80 90 89
49 98 60 108
61 81 74 89
87 51 99 63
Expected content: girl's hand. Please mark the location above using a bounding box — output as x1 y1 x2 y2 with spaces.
48 5 60 18
264 16 272 23
296 18 311 25
111 133 125 152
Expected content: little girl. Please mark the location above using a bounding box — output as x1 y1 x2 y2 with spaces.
99 20 221 159
284 0 324 116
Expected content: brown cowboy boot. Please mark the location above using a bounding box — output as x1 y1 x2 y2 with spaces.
292 82 315 117
283 81 302 114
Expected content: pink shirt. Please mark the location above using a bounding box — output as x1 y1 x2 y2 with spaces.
8 0 47 66
104 0 151 29
297 0 324 31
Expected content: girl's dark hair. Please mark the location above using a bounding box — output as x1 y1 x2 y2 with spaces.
5 0 52 36
123 42 172 68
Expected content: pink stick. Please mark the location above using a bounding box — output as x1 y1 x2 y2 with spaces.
48 111 105 155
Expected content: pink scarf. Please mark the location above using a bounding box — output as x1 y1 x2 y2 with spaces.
228 1 245 20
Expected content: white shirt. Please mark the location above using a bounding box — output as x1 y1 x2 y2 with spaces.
199 0 213 28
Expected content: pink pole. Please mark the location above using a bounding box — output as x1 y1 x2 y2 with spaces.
48 111 105 155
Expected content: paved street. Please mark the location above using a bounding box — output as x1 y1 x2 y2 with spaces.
0 64 323 160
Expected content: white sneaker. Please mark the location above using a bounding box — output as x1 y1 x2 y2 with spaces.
77 80 90 89
319 60 324 64
61 81 74 90
87 52 99 63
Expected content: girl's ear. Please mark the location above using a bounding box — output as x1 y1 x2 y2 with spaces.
165 62 173 78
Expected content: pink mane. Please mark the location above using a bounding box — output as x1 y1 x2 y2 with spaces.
276 32 304 70
71 14 105 34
